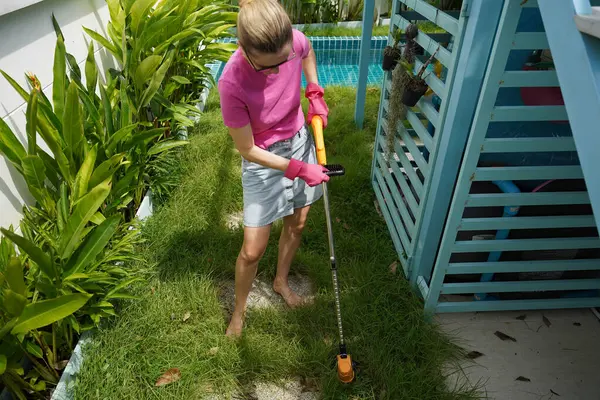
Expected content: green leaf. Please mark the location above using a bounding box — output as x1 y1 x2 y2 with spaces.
170 76 191 85
139 49 175 109
90 212 106 225
63 273 89 281
99 84 114 139
6 257 26 296
88 153 124 189
3 289 27 316
53 36 67 123
0 117 26 172
127 127 167 148
57 182 69 233
36 148 60 189
63 81 85 164
85 43 98 94
25 341 43 359
105 277 142 299
0 229 54 280
73 144 98 201
148 140 189 156
105 124 138 155
26 89 39 155
63 215 120 277
0 70 28 101
21 155 46 192
58 179 111 259
120 84 131 129
131 0 155 35
134 55 163 89
11 293 92 334
0 319 17 341
0 354 6 375
83 28 120 62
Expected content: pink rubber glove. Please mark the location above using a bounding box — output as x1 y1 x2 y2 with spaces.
305 83 329 128
284 158 329 187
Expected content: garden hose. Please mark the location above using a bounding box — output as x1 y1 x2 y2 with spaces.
310 116 356 384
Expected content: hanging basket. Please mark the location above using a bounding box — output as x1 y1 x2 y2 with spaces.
382 47 401 71
401 81 428 106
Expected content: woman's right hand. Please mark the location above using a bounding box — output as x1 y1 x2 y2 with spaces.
285 159 329 187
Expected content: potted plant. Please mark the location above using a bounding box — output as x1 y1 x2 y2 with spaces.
382 28 402 71
400 46 440 107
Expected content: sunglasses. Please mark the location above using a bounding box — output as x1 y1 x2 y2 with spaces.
243 46 296 72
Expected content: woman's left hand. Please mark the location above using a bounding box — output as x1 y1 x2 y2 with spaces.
305 83 329 128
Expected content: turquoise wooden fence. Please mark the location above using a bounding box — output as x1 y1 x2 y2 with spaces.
372 0 600 313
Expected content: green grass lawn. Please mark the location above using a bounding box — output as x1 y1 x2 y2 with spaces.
74 87 480 400
301 22 446 37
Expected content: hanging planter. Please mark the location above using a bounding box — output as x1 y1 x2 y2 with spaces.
400 46 440 107
382 28 402 71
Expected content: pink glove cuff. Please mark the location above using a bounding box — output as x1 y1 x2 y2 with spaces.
284 158 303 180
305 83 325 98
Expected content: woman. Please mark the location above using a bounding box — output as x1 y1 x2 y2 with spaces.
218 0 330 336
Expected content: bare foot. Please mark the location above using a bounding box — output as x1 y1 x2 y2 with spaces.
226 313 243 337
273 280 304 308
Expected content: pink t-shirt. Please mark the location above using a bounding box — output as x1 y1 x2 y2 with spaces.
217 29 311 149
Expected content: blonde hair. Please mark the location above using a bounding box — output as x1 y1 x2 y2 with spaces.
237 0 293 55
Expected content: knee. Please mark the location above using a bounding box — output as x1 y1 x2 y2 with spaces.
287 220 306 237
239 245 265 265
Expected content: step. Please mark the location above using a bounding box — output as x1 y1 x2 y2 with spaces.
574 7 600 39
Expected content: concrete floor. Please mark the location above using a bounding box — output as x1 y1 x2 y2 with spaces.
438 308 600 400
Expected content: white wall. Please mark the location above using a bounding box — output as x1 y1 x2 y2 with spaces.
0 0 115 229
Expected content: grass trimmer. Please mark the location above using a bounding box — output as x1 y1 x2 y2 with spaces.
310 116 356 384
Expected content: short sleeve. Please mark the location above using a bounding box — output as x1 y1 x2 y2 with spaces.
294 30 311 59
218 80 250 128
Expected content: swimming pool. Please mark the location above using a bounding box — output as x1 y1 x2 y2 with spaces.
211 36 387 87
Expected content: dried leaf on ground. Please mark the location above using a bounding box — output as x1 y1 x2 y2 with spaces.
494 331 517 342
466 351 484 360
516 314 526 320
389 261 398 274
155 368 181 387
543 315 551 328
343 223 350 230
151 287 155 295
336 218 341 223
515 376 531 382
550 389 561 396
183 311 191 322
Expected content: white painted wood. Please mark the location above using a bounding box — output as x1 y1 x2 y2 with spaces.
575 7 600 39
0 0 46 18
0 0 113 229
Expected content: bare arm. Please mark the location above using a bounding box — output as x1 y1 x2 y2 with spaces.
302 40 318 85
228 124 290 171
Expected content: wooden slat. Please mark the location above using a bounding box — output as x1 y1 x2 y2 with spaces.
500 70 560 87
459 215 597 231
393 137 425 194
379 156 417 235
512 32 549 49
473 166 583 181
491 106 568 122
406 109 434 150
466 192 590 207
400 0 459 36
415 57 446 99
447 259 600 274
442 279 600 294
392 14 453 68
436 297 600 313
374 169 413 251
452 237 600 253
481 137 577 153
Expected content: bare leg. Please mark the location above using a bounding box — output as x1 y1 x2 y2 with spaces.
226 225 271 337
273 205 311 308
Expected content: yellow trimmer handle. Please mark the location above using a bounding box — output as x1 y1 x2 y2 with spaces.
311 116 327 166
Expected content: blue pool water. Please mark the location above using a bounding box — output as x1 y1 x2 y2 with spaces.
211 36 387 87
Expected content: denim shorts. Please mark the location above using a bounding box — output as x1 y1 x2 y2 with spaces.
242 125 323 227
